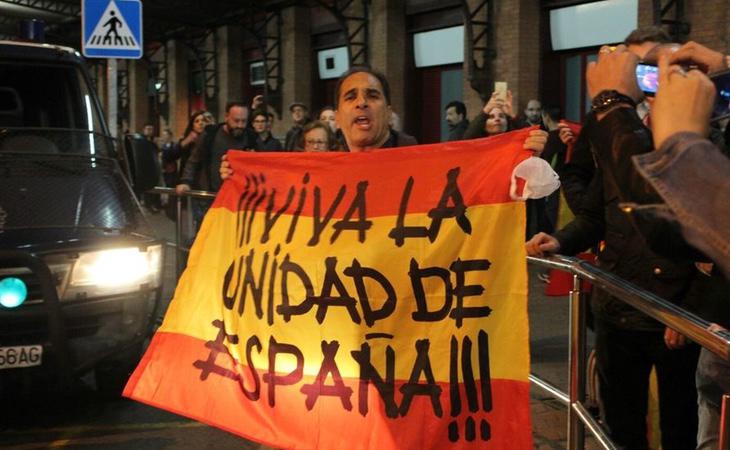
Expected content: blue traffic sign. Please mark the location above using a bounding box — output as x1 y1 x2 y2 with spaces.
82 0 143 59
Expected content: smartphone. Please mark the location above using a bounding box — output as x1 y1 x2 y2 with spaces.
636 63 659 96
710 69 730 122
494 81 508 101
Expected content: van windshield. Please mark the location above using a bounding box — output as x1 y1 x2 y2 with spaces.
0 62 112 156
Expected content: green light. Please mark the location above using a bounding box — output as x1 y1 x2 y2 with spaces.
0 277 28 308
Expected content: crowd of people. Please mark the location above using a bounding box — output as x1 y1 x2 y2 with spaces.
524 28 730 450
135 25 730 450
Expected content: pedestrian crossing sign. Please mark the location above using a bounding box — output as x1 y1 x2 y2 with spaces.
82 0 143 59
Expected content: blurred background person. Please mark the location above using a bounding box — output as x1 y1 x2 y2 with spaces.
164 110 208 183
444 100 469 141
298 120 339 152
251 109 282 151
318 105 338 132
285 101 310 150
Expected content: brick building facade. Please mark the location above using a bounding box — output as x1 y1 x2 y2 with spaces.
107 0 729 144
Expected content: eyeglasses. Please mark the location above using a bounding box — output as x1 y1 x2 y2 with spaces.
305 139 327 147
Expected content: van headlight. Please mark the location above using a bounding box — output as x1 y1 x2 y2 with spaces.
64 245 162 299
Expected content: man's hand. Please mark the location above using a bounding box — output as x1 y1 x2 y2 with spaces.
557 122 575 145
523 129 548 156
219 154 233 181
176 183 191 195
525 232 561 257
664 327 687 350
652 54 715 149
670 41 727 74
586 44 642 102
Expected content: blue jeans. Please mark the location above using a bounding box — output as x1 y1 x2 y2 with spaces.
696 347 730 449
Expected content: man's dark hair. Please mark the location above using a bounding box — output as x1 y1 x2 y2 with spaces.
445 101 466 118
266 112 275 120
334 66 391 107
251 109 268 121
542 105 562 123
225 101 247 113
624 26 671 45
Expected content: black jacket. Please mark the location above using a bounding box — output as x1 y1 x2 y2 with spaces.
447 120 469 141
553 107 697 330
180 124 258 191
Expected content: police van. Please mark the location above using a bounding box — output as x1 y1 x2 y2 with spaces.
0 41 163 394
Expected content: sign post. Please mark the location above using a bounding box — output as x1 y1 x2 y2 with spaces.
82 0 143 59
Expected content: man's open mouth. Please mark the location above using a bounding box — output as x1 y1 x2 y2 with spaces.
354 116 371 129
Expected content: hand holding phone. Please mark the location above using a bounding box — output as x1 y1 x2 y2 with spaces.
651 54 715 149
710 69 730 122
636 63 659 96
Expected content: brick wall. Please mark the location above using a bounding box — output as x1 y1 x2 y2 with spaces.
275 5 312 138
639 0 728 53
461 0 542 123
370 0 407 124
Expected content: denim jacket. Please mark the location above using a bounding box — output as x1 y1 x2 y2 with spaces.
633 132 730 279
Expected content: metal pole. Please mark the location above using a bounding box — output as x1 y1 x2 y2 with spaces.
175 194 183 277
721 394 730 450
107 59 118 139
567 274 586 450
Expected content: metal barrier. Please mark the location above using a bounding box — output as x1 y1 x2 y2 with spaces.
528 255 730 450
147 186 730 449
148 186 215 275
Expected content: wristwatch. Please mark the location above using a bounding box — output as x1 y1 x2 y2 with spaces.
591 90 637 114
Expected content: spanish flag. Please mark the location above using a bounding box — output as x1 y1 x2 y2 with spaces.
125 129 534 449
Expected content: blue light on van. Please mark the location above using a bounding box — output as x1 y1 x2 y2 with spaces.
0 277 28 308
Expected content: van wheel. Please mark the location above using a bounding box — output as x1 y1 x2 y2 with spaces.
95 343 143 398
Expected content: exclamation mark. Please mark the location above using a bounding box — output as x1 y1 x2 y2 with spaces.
448 336 461 442
447 332 493 443
478 330 492 441
462 336 479 412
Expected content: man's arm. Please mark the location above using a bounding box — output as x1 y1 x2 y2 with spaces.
588 107 661 204
634 133 730 278
552 171 606 255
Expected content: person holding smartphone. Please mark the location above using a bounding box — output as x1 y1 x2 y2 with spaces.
526 43 703 450
633 43 730 450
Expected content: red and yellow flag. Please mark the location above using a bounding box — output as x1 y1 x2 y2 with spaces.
125 130 534 449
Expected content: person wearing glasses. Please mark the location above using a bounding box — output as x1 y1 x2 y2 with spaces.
251 109 282 151
298 120 339 152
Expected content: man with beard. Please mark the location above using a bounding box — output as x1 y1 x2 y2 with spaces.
177 101 258 233
177 101 258 194
444 100 469 141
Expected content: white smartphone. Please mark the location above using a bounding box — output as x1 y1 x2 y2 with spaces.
494 81 508 101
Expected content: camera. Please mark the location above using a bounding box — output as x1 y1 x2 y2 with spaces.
636 63 659 96
636 63 730 122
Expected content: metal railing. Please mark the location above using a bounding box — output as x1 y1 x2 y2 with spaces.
145 186 730 449
528 254 730 450
148 186 215 275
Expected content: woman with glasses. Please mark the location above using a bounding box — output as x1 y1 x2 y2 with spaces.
297 120 340 152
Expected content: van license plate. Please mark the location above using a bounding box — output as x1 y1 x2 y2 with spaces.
0 345 43 369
